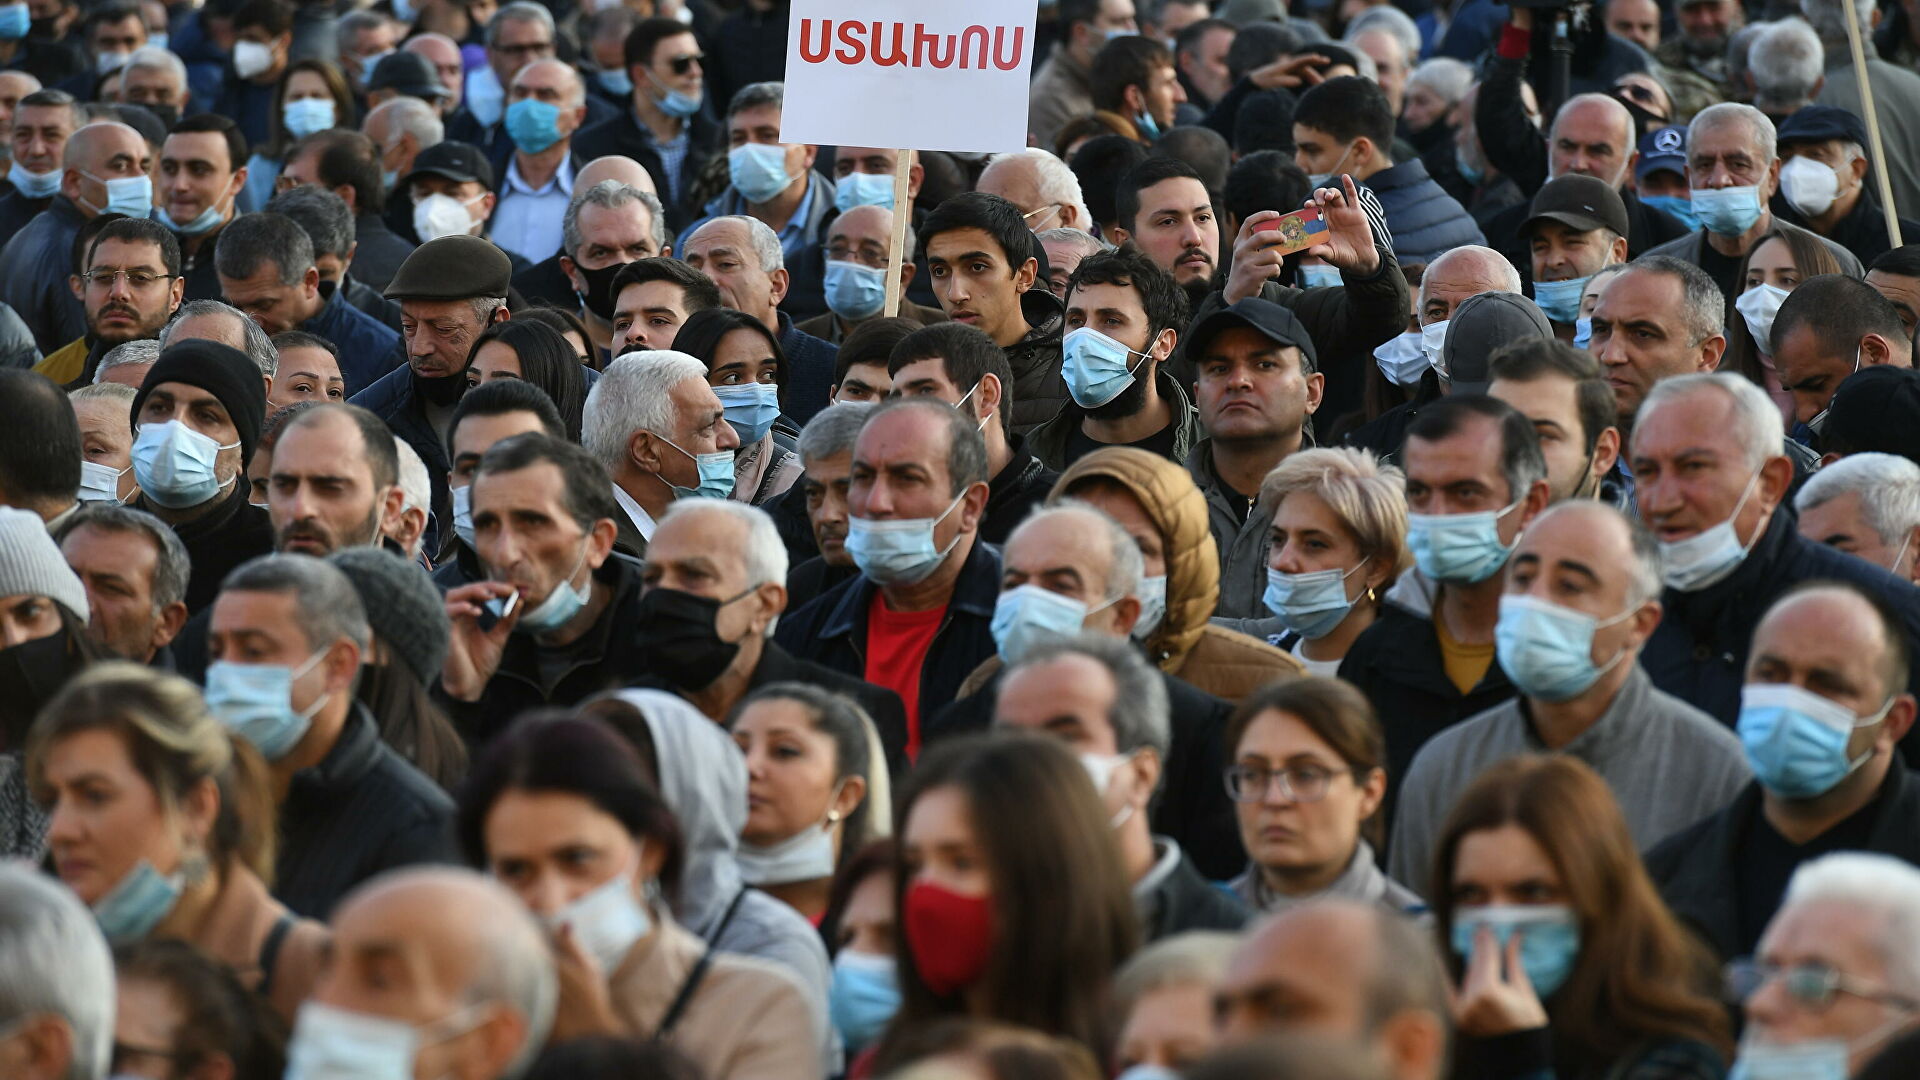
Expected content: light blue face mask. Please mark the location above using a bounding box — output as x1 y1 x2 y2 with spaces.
824 259 887 321
1407 500 1521 584
1455 144 1485 185
0 2 28 40
132 420 238 509
381 167 400 192
1728 1041 1849 1080
146 30 166 50
284 1000 487 1080
1062 326 1152 408
1573 316 1594 350
728 142 794 204
1307 142 1355 189
1532 274 1590 324
168 195 230 236
835 171 895 212
1374 330 1429 386
1494 594 1634 702
505 97 563 154
1692 185 1764 236
1450 904 1581 997
1296 263 1341 289
80 170 153 218
451 484 475 548
991 584 1112 662
204 649 331 760
1737 682 1889 800
1640 192 1701 231
714 382 781 444
596 67 634 96
831 950 900 1055
1131 573 1167 642
505 543 591 634
657 434 736 500
282 97 336 139
1135 108 1161 141
7 159 58 199
1264 563 1365 640
846 492 967 586
93 859 183 944
465 67 504 127
644 68 701 118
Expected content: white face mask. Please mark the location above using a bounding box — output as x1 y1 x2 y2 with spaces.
283 1000 486 1080
77 459 129 502
1779 154 1843 218
738 790 843 885
1129 574 1168 643
1735 283 1791 354
413 192 484 242
1658 468 1762 592
546 861 653 972
232 39 274 80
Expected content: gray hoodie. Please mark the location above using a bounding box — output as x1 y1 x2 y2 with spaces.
614 689 837 1068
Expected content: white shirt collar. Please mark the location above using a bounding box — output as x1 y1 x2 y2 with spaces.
611 482 656 541
504 152 575 198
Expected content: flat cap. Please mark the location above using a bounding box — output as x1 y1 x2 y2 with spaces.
1184 297 1319 369
1524 174 1630 240
1778 105 1871 150
384 235 513 301
1442 292 1552 395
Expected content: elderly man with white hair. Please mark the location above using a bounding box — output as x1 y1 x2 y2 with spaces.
682 213 839 423
363 97 444 199
978 148 1094 234
1344 8 1419 116
1732 854 1920 1076
1796 452 1920 585
1631 373 1920 726
582 349 739 557
0 863 114 1080
1804 0 1920 221
118 46 187 123
1750 20 1826 118
1640 102 1863 304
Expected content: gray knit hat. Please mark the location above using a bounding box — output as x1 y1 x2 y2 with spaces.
0 507 88 622
327 548 450 682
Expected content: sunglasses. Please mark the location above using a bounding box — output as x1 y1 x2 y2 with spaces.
668 52 703 75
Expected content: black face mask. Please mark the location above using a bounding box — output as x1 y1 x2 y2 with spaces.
0 628 88 749
576 259 631 322
415 369 468 406
318 278 337 301
143 103 179 129
634 585 752 691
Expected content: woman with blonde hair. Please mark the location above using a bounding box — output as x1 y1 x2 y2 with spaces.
29 663 326 1022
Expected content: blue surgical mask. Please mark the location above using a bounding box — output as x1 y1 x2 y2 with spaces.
1419 319 1450 371
80 170 153 218
92 859 183 944
1640 192 1701 231
1135 108 1161 141
824 259 887 321
1264 563 1364 640
714 382 781 444
1455 144 1485 185
1062 325 1152 408
1738 682 1889 799
657 434 736 500
1495 594 1634 702
991 584 1110 662
729 142 794 204
77 460 129 502
282 97 336 139
382 167 400 192
1374 330 1429 386
1532 274 1590 324
132 420 238 509
831 951 900 1054
646 70 701 119
7 160 57 198
146 30 166 51
510 543 591 634
1657 469 1760 591
835 171 895 212
1407 501 1521 584
1450 904 1581 997
1296 263 1341 289
452 484 475 548
284 1001 486 1080
465 67 504 127
0 2 27 40
1573 316 1593 350
846 492 966 586
168 197 230 236
597 67 634 97
1692 185 1764 236
1307 142 1354 190
505 97 563 154
204 650 330 760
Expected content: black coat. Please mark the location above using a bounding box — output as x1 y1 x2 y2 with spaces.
980 436 1060 547
274 704 458 919
350 212 415 292
351 364 452 562
570 107 723 234
134 483 274 615
1141 849 1250 942
1645 765 1920 961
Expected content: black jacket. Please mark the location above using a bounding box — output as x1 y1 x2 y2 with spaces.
785 555 857 614
0 190 51 248
351 365 452 563
134 483 275 615
1644 509 1920 728
434 552 651 750
1775 190 1920 269
571 107 723 233
980 435 1060 546
512 252 577 310
1141 846 1250 942
1645 765 1920 961
774 538 1001 740
350 212 415 292
925 661 1247 881
274 704 458 919
337 275 403 332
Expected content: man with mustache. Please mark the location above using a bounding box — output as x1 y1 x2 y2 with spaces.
38 215 184 387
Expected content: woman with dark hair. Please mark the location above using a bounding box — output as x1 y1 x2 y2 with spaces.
672 307 803 507
873 733 1138 1068
244 59 355 211
458 714 825 1080
1431 755 1732 1080
725 682 876 922
822 840 901 1056
1723 226 1845 426
463 319 590 441
518 306 598 369
113 939 287 1080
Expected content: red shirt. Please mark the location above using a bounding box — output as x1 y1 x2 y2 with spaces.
864 591 946 758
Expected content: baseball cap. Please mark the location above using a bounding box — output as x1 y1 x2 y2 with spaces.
400 140 495 192
368 50 449 100
1523 174 1631 239
1442 292 1552 395
1636 126 1687 182
1184 297 1319 369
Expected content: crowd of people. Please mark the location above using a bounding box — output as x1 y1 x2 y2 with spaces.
8 0 1920 1077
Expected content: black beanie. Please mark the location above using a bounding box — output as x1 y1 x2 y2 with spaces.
130 340 269 467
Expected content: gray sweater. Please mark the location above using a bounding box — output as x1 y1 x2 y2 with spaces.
1389 665 1750 890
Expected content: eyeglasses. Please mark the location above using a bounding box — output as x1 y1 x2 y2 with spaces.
82 269 176 288
1223 763 1356 804
1724 959 1920 1012
827 244 890 270
496 39 554 58
1022 203 1060 226
668 52 703 75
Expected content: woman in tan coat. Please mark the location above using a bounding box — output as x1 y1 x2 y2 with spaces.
460 714 823 1080
29 663 326 1022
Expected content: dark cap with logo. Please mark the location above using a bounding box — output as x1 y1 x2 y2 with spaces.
1636 125 1687 181
1523 174 1631 240
1184 297 1319 369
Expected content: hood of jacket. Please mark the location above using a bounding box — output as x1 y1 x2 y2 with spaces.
1381 564 1440 620
610 687 747 937
1051 446 1219 670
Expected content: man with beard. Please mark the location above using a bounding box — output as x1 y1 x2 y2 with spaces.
36 216 183 387
351 235 512 561
1656 0 1745 100
1109 156 1218 313
266 403 406 559
1029 248 1204 470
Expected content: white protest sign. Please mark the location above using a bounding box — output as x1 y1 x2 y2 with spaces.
779 0 1040 155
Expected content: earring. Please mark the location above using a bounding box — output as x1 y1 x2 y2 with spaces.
178 843 211 887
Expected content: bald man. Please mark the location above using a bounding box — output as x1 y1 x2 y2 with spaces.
494 58 591 264
579 154 656 195
794 204 945 343
0 121 151 353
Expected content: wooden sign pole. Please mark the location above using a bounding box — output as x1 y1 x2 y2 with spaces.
883 149 915 318
1840 0 1903 248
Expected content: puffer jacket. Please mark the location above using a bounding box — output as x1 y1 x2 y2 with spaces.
1005 288 1067 433
1361 158 1486 268
1053 447 1303 701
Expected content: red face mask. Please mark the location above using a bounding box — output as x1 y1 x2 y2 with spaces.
903 879 995 997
